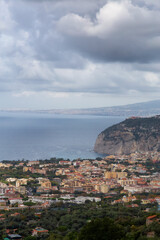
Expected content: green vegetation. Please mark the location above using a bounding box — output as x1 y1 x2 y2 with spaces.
0 199 160 239
78 217 124 240
102 116 160 141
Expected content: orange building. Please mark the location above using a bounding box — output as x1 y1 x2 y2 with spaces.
105 171 127 179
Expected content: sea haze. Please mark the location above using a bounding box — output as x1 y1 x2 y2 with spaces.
0 112 124 161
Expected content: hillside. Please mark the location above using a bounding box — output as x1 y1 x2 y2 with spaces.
42 99 160 116
94 115 160 155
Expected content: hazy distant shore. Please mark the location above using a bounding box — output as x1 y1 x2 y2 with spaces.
1 99 160 117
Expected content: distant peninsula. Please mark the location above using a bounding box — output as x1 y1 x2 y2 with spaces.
94 115 160 155
1 99 160 117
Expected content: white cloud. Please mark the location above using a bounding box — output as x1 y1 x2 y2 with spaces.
0 0 15 30
145 72 160 87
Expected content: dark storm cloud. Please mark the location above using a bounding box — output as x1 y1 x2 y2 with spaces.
58 0 160 63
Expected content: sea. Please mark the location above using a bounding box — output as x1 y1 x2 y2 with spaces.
0 112 124 161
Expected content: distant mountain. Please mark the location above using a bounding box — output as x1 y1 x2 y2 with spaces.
1 99 160 117
40 99 160 117
94 115 160 155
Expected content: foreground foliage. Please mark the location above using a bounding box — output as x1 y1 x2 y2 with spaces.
0 199 160 240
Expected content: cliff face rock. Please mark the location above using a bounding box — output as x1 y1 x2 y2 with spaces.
94 116 160 155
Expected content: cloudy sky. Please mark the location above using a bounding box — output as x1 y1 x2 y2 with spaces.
1 0 160 109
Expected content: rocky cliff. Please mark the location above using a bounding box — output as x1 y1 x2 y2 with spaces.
94 116 160 155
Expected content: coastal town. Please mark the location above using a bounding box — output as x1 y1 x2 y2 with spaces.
1 153 160 239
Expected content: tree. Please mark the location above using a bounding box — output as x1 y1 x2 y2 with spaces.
78 217 125 240
24 201 36 206
24 237 37 240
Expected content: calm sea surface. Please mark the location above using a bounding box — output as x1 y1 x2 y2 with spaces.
0 112 124 161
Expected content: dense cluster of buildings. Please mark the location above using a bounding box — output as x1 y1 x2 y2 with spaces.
0 152 160 210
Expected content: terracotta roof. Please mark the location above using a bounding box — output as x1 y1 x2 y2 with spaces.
147 215 157 220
